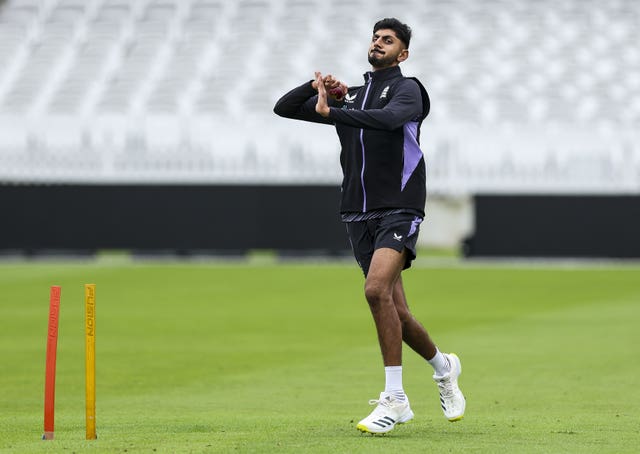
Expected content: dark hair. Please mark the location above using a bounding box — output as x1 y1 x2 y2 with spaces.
373 18 412 49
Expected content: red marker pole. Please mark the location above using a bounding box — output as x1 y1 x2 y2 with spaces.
43 286 61 440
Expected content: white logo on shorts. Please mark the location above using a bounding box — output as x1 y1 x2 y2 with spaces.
393 233 403 241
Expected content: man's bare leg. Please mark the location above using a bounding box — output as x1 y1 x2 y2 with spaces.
391 273 467 423
392 276 438 361
357 247 415 434
364 247 406 366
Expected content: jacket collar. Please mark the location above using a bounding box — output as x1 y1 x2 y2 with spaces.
363 65 402 83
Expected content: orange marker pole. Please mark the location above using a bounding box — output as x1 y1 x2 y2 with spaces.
85 284 97 440
43 286 61 440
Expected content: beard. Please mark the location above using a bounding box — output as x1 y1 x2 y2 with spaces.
367 50 396 69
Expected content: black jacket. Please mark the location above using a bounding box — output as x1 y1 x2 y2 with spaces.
274 65 430 216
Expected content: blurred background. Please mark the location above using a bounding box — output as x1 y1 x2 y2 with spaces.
0 0 639 258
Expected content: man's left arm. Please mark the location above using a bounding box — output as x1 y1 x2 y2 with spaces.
322 79 423 130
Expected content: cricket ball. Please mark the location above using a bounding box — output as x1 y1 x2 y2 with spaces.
329 87 346 99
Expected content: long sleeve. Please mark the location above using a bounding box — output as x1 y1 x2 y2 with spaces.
328 79 422 130
273 81 336 125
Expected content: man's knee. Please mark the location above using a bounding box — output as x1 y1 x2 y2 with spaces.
364 280 391 307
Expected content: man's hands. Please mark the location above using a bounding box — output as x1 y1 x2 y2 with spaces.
314 72 330 117
313 72 348 118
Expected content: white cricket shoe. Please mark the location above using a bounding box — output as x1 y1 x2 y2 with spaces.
434 353 466 421
356 392 414 434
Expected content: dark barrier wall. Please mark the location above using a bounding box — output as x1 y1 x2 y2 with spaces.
0 184 351 254
465 195 640 258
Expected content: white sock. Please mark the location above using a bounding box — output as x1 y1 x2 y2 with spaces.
428 348 451 378
384 366 406 401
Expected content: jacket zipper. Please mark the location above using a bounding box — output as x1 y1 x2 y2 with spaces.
359 74 373 212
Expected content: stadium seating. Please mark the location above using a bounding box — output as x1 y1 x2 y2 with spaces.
0 0 638 193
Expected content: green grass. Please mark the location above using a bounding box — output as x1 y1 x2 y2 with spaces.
1 259 639 453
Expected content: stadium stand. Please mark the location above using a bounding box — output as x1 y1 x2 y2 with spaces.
0 0 638 193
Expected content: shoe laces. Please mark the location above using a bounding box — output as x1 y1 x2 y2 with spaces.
436 376 455 399
368 394 394 408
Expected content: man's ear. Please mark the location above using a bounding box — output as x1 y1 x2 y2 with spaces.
397 49 409 63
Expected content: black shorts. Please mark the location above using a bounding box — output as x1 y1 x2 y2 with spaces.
345 212 423 277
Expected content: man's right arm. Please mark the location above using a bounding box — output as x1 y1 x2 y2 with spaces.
273 81 335 125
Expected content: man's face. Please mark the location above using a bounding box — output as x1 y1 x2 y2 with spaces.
367 28 408 69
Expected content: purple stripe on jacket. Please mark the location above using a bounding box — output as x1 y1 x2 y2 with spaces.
401 121 423 191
